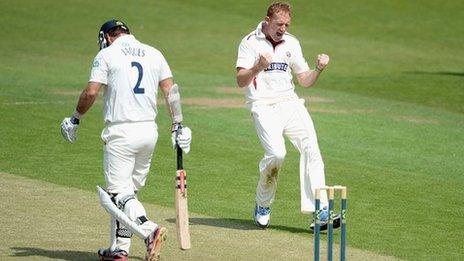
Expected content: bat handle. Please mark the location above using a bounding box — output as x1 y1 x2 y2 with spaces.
175 125 183 170
177 144 183 170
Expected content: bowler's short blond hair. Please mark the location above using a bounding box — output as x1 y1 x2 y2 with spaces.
267 2 292 18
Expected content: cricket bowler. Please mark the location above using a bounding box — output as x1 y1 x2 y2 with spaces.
235 2 340 231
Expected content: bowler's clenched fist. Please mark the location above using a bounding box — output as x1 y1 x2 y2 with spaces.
316 54 329 71
257 53 273 71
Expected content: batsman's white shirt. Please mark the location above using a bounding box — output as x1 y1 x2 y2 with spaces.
89 35 172 194
236 22 328 213
90 34 172 124
236 22 309 106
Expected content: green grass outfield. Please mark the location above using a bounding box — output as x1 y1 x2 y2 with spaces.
1 0 463 260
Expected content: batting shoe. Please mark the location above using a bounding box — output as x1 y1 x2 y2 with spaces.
254 204 271 229
145 226 167 261
310 207 341 232
97 248 128 261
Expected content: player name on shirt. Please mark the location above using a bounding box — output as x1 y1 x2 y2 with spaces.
121 47 146 57
264 62 288 72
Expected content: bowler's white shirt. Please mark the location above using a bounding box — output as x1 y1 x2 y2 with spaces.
90 35 172 123
236 22 310 106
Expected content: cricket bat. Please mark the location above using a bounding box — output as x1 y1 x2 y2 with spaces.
175 128 191 250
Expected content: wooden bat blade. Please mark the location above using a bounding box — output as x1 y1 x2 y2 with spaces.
175 169 191 250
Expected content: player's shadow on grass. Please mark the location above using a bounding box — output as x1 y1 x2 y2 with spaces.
405 71 464 77
10 247 145 260
166 217 309 234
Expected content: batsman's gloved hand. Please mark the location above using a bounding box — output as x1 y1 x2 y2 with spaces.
60 116 80 143
171 123 192 154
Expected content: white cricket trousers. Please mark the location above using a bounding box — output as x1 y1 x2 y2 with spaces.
101 121 158 194
100 121 159 253
251 99 328 213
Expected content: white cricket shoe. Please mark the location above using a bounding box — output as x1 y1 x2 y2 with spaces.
145 226 167 261
310 207 341 231
254 204 271 229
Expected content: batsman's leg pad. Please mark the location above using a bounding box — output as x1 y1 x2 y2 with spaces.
109 217 117 252
97 186 149 239
114 192 157 239
112 194 137 253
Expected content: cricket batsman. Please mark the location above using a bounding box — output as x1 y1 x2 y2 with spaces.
60 19 191 260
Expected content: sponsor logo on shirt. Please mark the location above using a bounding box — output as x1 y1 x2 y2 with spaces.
264 62 288 72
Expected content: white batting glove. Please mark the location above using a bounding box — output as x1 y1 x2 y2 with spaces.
60 117 79 143
171 125 192 154
315 54 330 72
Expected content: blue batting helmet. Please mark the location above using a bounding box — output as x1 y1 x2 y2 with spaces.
97 19 130 50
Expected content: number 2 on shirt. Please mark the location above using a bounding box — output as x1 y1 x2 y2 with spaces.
131 61 144 94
